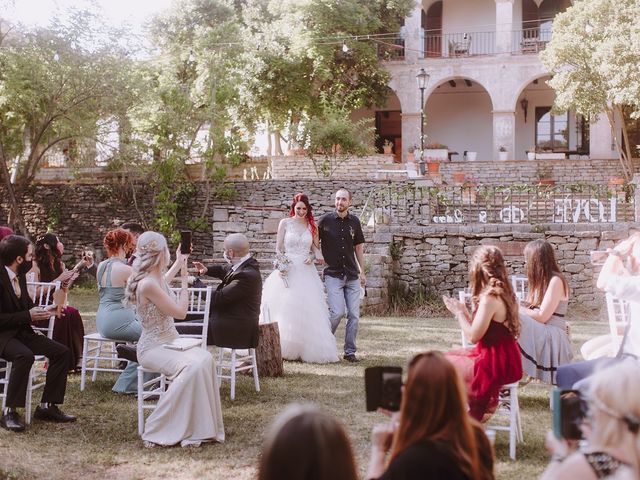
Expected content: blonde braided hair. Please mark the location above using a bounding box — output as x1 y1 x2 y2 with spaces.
123 231 169 308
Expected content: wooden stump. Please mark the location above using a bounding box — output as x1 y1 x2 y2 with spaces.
255 322 284 377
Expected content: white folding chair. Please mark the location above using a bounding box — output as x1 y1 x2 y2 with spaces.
605 293 631 356
79 332 121 391
215 346 260 401
487 381 523 460
457 290 475 349
0 281 59 424
510 275 528 302
137 286 212 436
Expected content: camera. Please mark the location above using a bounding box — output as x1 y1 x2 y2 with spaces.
365 366 403 412
552 389 588 440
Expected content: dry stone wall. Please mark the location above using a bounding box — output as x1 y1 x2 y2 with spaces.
1 180 637 312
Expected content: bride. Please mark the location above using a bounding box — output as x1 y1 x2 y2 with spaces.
124 231 225 447
262 193 338 363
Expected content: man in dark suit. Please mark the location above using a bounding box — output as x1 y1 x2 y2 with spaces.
0 235 76 432
193 233 262 348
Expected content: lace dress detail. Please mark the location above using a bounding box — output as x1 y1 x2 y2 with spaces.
136 299 180 358
135 286 224 446
261 219 338 363
584 452 629 478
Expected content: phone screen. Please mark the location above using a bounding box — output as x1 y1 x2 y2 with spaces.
365 366 403 412
552 389 587 440
180 231 192 255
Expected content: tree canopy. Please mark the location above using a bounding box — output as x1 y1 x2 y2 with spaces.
541 0 640 178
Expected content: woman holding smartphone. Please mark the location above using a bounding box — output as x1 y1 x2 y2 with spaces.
124 231 224 448
517 239 572 384
30 233 85 372
366 351 494 480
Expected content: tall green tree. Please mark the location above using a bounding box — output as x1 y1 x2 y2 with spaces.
541 0 640 178
0 10 138 231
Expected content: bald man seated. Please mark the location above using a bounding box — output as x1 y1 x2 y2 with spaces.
193 234 262 349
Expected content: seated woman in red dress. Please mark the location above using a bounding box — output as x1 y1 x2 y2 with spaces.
443 245 523 422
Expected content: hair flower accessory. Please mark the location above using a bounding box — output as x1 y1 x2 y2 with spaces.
137 240 159 254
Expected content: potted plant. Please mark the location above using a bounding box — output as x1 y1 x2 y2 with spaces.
452 171 467 184
527 147 536 161
536 164 555 185
425 142 449 162
465 151 478 161
382 139 394 155
407 144 416 162
498 145 508 161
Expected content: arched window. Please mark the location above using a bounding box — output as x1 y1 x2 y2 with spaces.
423 1 442 58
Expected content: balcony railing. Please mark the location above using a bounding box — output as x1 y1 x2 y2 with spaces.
377 26 554 60
363 183 635 227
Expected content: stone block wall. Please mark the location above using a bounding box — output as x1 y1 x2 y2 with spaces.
2 180 637 312
270 154 397 180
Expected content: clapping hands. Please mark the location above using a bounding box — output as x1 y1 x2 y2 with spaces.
442 295 467 316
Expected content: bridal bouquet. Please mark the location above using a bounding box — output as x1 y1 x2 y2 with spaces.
273 253 292 288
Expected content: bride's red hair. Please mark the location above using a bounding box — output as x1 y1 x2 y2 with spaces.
289 193 317 238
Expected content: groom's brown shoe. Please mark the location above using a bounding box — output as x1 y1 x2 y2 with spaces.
34 405 76 423
343 354 359 363
0 411 25 432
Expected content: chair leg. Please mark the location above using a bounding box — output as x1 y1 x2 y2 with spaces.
230 350 236 401
137 367 144 436
25 365 35 425
80 337 89 391
509 386 518 460
251 349 260 393
1 362 12 411
91 341 102 383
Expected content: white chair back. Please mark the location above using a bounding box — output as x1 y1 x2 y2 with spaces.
457 289 474 348
169 286 212 349
27 280 60 339
605 293 630 355
510 275 528 302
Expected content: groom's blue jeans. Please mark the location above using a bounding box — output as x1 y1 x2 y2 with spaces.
325 275 361 356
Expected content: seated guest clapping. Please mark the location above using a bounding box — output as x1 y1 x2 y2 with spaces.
541 360 640 480
258 404 358 480
366 351 494 480
193 233 262 348
443 245 522 421
557 233 640 389
0 235 75 432
518 239 572 384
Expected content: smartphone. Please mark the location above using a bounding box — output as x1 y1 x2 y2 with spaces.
365 366 403 412
180 231 192 255
552 389 587 440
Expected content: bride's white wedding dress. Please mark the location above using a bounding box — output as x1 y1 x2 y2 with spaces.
261 220 338 363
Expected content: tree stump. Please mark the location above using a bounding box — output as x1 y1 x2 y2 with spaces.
255 322 284 377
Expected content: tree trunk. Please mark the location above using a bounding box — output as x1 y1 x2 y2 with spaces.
254 322 284 377
274 131 284 156
0 149 27 235
616 105 635 172
605 107 632 180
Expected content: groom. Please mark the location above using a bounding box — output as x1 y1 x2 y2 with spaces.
193 233 262 349
318 188 366 362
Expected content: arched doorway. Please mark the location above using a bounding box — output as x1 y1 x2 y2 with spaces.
424 78 492 161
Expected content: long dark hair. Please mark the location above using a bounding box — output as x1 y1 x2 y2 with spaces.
390 352 494 480
524 239 569 307
289 192 317 238
468 245 520 337
35 233 63 282
258 404 358 480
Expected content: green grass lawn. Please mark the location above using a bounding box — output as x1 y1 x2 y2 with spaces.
0 289 608 480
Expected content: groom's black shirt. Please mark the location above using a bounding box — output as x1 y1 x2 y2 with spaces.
318 211 365 280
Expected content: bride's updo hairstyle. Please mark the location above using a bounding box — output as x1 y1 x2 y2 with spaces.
289 192 317 238
124 231 169 307
468 245 520 337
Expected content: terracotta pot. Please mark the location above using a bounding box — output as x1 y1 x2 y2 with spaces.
452 172 466 184
427 161 440 174
538 178 555 186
